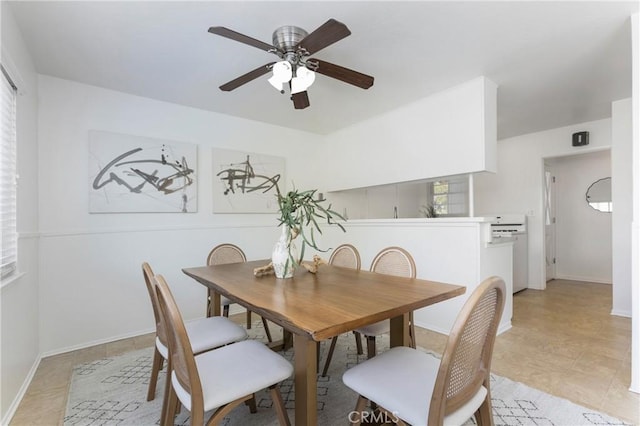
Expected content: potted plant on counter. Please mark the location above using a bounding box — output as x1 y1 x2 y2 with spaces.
272 185 345 278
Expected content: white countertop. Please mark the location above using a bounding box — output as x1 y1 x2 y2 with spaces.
343 217 495 225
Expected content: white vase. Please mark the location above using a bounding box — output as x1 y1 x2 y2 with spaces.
272 226 297 279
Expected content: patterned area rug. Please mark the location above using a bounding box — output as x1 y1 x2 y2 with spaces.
64 323 630 425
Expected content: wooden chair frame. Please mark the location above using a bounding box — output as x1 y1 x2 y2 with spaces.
327 243 361 270
142 262 167 402
357 246 418 358
155 274 290 426
206 243 273 342
349 276 505 426
321 244 362 377
428 276 504 424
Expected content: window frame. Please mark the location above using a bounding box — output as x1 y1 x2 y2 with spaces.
1 64 18 281
427 176 469 217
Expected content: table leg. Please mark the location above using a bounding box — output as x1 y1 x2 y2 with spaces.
293 334 317 426
211 290 221 317
283 329 293 350
389 313 410 348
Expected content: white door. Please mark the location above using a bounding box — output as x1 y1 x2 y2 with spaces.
544 165 556 281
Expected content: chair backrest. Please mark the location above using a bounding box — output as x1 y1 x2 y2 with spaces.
207 243 247 265
154 274 204 413
369 246 416 278
428 276 506 424
328 244 361 270
142 262 167 347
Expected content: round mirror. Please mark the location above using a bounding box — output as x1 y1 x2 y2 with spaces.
586 177 612 213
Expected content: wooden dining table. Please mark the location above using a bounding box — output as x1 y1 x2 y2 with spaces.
183 260 465 426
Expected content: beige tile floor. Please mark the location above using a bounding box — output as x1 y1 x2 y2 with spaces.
9 279 639 425
415 279 639 424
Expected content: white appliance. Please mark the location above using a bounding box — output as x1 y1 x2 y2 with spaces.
491 215 528 293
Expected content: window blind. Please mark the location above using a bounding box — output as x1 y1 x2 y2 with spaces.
1 66 17 279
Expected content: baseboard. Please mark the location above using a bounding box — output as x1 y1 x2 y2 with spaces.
610 309 632 318
39 308 252 358
497 321 512 335
1 354 42 426
40 326 155 358
414 320 512 337
554 274 612 285
413 320 450 336
528 282 546 290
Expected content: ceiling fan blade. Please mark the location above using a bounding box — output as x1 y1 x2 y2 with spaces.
308 59 374 89
297 19 351 55
291 91 310 109
208 27 276 52
219 62 275 91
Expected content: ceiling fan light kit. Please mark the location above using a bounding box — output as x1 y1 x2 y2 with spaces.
208 19 374 109
290 65 316 95
267 61 293 92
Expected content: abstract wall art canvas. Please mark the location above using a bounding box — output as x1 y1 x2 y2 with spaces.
212 148 284 213
89 131 197 213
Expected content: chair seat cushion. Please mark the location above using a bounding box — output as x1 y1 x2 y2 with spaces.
186 316 248 354
443 385 487 426
355 320 389 336
343 346 486 426
156 337 169 359
172 339 293 412
157 316 247 360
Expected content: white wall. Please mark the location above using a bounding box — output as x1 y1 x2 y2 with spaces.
474 118 613 290
33 73 501 357
316 218 512 335
323 77 497 192
630 12 639 394
474 113 634 320
0 4 40 423
612 99 633 317
36 75 325 354
549 150 612 284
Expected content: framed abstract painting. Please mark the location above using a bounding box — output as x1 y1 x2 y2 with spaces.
212 148 284 213
89 130 197 213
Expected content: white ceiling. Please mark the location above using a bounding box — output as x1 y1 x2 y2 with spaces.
6 1 638 139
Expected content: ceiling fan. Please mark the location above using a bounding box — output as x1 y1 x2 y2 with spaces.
208 19 374 109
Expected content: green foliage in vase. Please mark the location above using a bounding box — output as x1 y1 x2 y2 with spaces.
275 184 346 271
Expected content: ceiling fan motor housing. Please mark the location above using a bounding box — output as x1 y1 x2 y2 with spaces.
272 26 308 53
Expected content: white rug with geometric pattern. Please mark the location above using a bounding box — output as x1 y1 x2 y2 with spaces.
64 324 630 426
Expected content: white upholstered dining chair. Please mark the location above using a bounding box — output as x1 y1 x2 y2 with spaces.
343 276 505 426
155 274 293 426
321 244 362 376
206 243 273 342
142 263 247 422
328 243 361 270
355 246 417 359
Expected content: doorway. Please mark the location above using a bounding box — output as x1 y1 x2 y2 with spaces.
543 150 612 285
544 162 556 282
